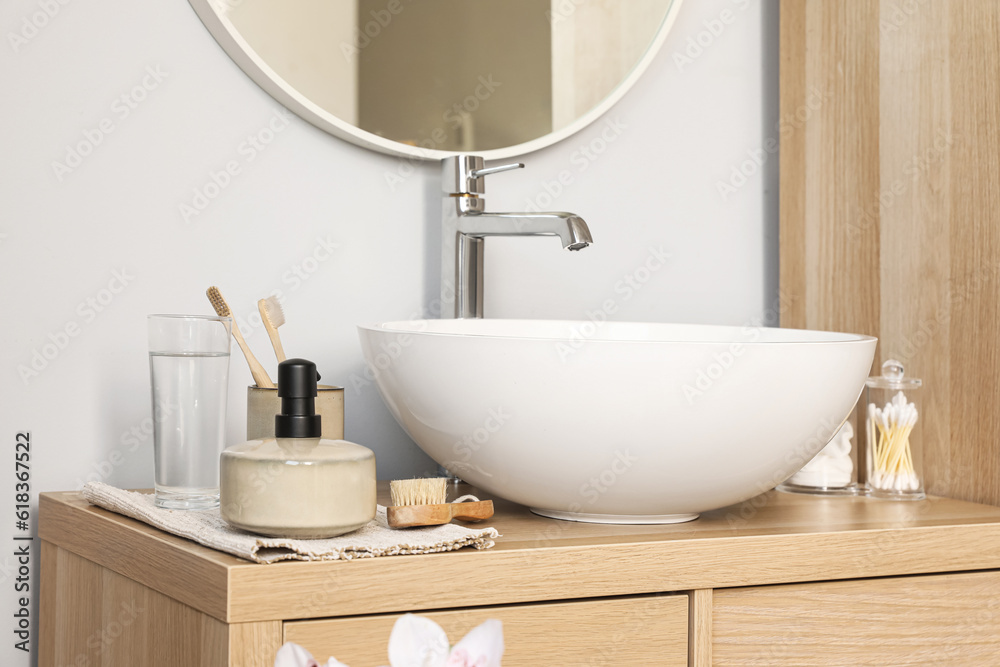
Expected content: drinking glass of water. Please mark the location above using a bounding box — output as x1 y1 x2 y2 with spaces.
148 314 232 509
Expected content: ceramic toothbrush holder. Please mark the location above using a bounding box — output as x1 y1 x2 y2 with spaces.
247 384 345 441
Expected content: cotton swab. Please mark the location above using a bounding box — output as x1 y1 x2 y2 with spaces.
868 391 920 493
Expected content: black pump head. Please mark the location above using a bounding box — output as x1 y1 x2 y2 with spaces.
274 358 322 438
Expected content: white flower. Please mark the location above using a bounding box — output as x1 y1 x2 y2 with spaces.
274 641 349 667
445 619 504 667
386 614 504 667
275 614 504 667
387 614 451 667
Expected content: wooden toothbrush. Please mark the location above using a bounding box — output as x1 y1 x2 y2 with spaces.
257 296 287 362
206 286 275 388
387 478 494 529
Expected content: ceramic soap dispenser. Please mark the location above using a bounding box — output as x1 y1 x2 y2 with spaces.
220 358 376 538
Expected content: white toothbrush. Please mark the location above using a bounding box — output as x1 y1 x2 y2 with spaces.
258 296 287 362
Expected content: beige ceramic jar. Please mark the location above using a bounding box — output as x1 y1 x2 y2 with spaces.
219 359 376 538
220 436 375 538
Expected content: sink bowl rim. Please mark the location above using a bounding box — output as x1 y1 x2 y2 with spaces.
358 319 877 346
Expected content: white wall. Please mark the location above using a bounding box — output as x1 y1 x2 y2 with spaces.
0 0 775 663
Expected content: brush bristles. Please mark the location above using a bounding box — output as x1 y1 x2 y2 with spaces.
206 286 231 317
390 478 448 506
262 295 285 327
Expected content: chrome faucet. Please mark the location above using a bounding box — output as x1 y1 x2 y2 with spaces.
440 155 593 318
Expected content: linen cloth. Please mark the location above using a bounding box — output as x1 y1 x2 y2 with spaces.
82 482 499 564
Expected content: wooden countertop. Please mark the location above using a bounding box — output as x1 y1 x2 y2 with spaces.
39 485 1000 624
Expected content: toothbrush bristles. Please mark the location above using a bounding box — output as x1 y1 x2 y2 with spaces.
206 286 231 317
262 295 285 327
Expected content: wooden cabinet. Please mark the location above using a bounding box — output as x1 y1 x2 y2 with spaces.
710 572 1000 666
39 544 280 667
286 596 689 666
39 488 1000 666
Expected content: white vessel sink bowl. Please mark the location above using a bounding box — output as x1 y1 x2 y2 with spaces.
358 320 876 524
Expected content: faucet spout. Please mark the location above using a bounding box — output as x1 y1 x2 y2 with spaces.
456 212 593 251
563 216 593 251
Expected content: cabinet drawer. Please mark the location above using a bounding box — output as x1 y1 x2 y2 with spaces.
712 571 1000 665
285 594 687 666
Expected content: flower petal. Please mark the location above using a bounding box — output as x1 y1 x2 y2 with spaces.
275 642 321 667
447 620 504 667
388 614 450 667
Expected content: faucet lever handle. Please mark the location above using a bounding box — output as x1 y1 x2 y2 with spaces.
444 155 525 196
469 162 524 178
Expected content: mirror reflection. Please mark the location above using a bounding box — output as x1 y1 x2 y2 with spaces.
214 0 676 152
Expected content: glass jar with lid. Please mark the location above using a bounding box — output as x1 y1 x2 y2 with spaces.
862 359 924 500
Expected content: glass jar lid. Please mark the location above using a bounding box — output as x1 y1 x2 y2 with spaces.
866 358 922 389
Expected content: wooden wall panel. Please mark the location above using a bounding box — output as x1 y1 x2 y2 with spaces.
777 0 806 328
877 0 952 495
780 0 1000 504
946 1 1000 506
779 0 882 335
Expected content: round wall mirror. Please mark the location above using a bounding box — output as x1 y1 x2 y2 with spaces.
190 0 682 159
